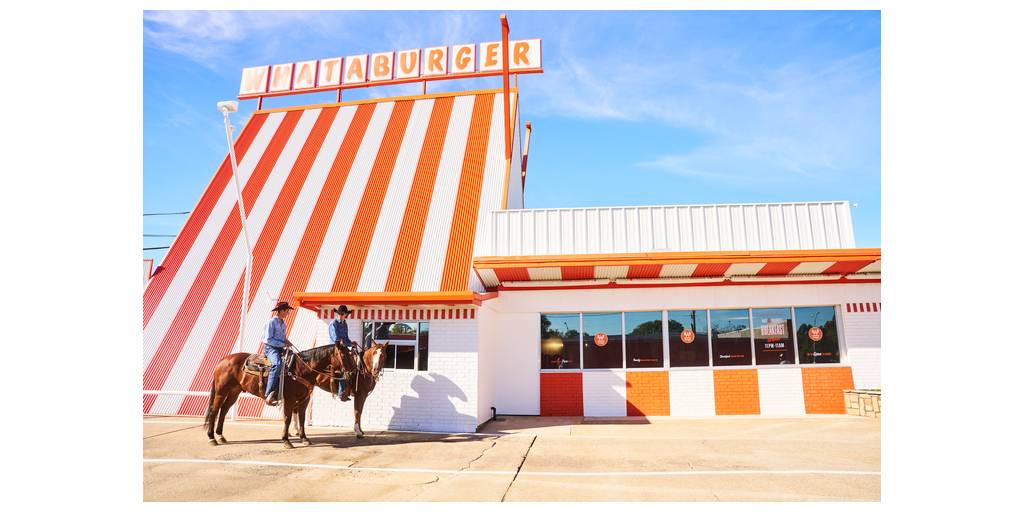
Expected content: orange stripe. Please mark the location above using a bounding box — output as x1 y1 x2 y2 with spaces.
627 264 663 279
625 371 670 416
143 113 268 327
474 248 883 269
713 369 760 415
383 96 455 292
331 100 416 292
439 93 495 291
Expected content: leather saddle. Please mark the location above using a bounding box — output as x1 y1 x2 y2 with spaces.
244 353 270 374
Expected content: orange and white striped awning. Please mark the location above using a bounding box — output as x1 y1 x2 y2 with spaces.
473 249 881 289
143 88 519 417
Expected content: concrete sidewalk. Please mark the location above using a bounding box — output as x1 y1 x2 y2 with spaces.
143 414 879 501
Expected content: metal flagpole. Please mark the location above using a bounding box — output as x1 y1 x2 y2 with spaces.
218 101 251 421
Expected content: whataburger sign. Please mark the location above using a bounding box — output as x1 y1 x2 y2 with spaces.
239 38 542 99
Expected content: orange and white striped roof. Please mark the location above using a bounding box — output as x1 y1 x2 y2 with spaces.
473 249 881 289
143 89 520 417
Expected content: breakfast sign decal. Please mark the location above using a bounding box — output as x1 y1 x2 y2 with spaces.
238 39 543 99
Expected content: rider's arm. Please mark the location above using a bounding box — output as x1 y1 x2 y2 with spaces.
328 320 339 344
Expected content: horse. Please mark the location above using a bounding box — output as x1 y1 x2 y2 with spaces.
291 340 389 439
203 340 357 448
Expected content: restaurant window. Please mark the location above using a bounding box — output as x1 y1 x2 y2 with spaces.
795 306 840 364
710 309 752 366
361 321 425 370
752 307 796 365
417 322 429 371
540 313 580 370
625 311 663 368
583 312 623 369
668 309 709 367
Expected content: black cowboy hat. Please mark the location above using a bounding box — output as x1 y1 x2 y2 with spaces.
334 305 351 315
272 301 295 312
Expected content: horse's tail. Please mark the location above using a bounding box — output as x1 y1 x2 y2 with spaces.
203 379 216 429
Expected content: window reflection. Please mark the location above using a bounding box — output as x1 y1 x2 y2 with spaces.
625 311 663 368
711 309 752 366
752 308 796 365
583 313 623 369
540 314 580 369
668 309 709 367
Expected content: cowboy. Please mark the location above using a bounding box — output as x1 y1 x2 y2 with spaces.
328 305 356 401
263 301 294 406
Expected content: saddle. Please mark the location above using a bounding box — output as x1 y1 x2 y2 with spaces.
244 353 270 374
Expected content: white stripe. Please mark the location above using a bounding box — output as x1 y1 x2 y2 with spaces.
144 113 284 369
527 267 561 281
411 95 474 291
594 265 629 280
143 458 879 478
149 110 322 414
358 99 435 292
659 264 697 278
477 268 500 287
789 261 834 275
724 262 767 276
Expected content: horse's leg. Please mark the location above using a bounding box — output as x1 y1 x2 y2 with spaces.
297 398 311 445
281 400 295 449
207 390 228 446
353 383 367 439
215 389 239 445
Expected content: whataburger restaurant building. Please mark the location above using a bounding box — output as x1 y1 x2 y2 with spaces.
142 31 881 433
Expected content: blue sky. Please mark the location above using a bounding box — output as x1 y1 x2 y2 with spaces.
144 10 880 265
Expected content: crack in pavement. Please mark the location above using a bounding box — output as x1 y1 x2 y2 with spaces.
500 435 537 502
460 438 498 472
143 424 204 440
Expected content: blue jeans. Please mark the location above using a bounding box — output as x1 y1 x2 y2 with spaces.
264 345 284 397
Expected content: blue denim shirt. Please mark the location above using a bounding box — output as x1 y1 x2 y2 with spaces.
264 316 288 349
328 318 353 348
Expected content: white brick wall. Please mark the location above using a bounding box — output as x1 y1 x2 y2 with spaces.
757 367 806 415
309 318 480 433
843 311 881 389
583 370 626 416
668 369 716 417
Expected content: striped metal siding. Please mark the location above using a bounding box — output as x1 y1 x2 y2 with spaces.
484 202 856 256
143 91 510 417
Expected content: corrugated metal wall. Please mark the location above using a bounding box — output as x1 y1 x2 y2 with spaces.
483 202 856 256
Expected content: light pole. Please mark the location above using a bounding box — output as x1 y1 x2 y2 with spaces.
217 101 253 359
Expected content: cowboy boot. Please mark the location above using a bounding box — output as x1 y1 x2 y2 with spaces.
265 390 279 406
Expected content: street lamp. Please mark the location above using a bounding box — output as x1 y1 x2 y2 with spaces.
218 100 253 359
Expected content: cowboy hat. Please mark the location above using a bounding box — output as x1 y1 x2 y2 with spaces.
272 301 295 312
334 305 351 315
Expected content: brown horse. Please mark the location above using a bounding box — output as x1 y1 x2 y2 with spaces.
293 340 389 439
203 341 357 448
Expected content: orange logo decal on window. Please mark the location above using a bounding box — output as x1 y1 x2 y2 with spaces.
681 329 695 344
809 327 824 342
594 332 608 347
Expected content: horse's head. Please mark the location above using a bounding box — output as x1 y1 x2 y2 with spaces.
332 341 358 374
363 341 389 377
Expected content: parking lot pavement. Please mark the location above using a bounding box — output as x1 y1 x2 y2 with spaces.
143 415 879 501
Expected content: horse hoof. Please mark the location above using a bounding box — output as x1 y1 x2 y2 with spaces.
216 436 228 445
356 433 364 439
208 438 219 446
301 439 312 446
283 441 294 449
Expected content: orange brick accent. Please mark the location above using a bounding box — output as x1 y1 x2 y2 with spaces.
626 371 670 416
801 367 855 414
540 372 583 416
713 369 760 415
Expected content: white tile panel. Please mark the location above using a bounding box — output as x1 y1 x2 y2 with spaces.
724 262 767 276
477 268 500 288
757 367 806 415
483 202 857 257
668 370 716 417
790 261 835 275
858 260 882 273
357 99 434 292
659 264 697 278
594 265 629 280
527 267 562 281
583 370 626 416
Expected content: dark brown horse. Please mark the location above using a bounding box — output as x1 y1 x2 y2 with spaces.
203 341 357 448
293 341 389 438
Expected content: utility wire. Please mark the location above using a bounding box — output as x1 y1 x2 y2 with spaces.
143 211 191 216
143 246 170 251
143 234 177 237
